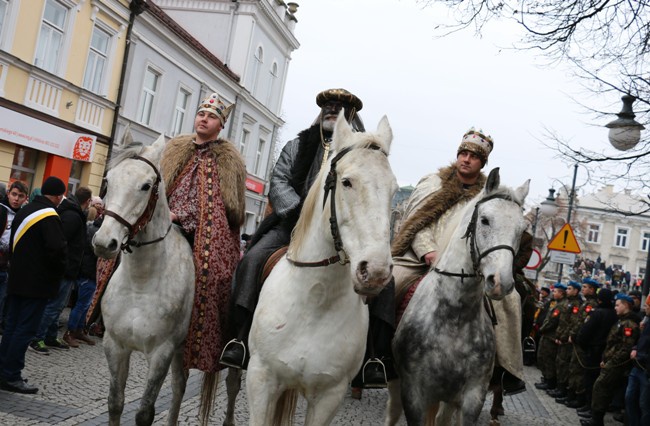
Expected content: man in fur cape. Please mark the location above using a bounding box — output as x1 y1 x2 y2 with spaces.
392 129 527 396
160 92 246 379
221 89 396 387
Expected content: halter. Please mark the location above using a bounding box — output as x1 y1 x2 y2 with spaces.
103 155 172 253
286 143 386 268
434 192 518 282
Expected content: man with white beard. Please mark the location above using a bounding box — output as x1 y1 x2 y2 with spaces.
222 89 397 380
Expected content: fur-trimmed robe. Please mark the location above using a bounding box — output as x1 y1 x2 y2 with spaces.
160 134 246 372
160 134 246 229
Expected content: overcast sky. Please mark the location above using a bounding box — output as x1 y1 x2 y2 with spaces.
278 0 620 206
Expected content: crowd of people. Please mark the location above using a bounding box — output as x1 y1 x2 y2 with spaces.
533 278 648 425
572 256 645 292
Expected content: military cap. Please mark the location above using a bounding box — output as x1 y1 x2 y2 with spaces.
582 277 601 288
567 281 582 290
553 283 567 291
615 293 635 306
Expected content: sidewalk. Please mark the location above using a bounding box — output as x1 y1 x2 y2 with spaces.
0 322 623 425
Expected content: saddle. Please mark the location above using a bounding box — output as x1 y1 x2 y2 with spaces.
261 246 288 284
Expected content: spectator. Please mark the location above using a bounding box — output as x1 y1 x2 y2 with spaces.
0 181 29 329
0 176 67 393
625 294 650 426
30 187 91 353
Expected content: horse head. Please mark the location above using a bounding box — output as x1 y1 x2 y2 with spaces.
328 112 398 296
469 168 530 300
93 133 168 259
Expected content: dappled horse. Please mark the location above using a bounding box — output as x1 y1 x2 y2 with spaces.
93 134 241 426
386 169 529 426
246 112 398 425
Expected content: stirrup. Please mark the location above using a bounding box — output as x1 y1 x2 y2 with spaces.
219 339 247 369
362 358 388 389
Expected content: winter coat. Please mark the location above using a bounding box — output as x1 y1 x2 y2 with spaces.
79 217 101 280
8 195 67 299
57 195 88 279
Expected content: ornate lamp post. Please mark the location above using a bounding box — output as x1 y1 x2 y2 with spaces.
534 189 559 284
605 95 649 297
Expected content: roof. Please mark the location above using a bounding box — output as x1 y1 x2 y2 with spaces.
579 185 649 216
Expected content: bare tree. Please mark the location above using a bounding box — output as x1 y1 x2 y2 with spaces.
421 0 650 198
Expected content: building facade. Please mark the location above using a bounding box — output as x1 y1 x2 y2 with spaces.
0 0 130 195
119 0 299 234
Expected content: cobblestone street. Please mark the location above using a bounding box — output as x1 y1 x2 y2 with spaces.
0 317 623 425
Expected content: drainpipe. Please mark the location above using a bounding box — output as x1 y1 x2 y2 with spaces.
105 0 145 177
224 0 239 67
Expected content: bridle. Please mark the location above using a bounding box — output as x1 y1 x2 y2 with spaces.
434 192 519 282
103 155 172 253
286 143 387 268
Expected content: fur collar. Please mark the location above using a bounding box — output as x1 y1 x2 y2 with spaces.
391 165 486 257
160 134 247 228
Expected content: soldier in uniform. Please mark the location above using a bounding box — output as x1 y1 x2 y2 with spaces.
579 293 640 426
562 277 600 408
549 281 582 399
534 283 568 391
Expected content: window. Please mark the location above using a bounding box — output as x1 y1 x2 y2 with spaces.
35 0 67 73
587 223 601 243
138 67 160 125
255 139 265 175
267 62 278 105
0 0 9 37
10 146 39 191
615 227 629 248
171 88 190 136
642 230 650 252
251 46 263 96
240 129 249 158
83 25 110 93
67 160 83 195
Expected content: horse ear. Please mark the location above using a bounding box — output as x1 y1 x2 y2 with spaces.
514 179 531 204
121 125 134 148
485 167 500 193
376 115 393 152
333 110 353 150
148 134 166 162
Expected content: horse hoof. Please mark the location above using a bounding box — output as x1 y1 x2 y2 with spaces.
489 419 501 426
351 387 362 400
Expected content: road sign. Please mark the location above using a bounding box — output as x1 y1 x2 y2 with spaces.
525 249 542 269
547 223 581 253
524 269 537 280
550 250 576 265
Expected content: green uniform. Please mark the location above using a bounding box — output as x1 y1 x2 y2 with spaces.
567 295 598 394
537 297 566 382
591 313 640 414
555 295 581 388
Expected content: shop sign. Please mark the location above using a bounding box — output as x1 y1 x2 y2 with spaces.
245 177 265 194
0 107 96 162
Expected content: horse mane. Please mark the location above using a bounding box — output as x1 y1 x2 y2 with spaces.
108 141 146 170
289 139 383 254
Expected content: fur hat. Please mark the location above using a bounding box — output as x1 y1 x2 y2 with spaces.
316 88 363 111
457 128 494 165
41 176 66 196
197 92 233 124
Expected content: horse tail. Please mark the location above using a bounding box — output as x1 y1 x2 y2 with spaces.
198 371 221 426
272 389 298 426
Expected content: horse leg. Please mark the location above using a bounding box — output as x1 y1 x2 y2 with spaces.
246 356 283 426
459 386 489 426
223 367 242 426
136 344 175 426
104 337 132 426
435 402 457 426
489 383 504 419
166 347 188 426
385 379 403 426
400 378 427 426
304 381 348 426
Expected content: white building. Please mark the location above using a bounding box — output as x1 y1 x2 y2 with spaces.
117 0 299 233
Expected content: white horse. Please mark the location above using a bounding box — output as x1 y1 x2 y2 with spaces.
385 169 529 426
93 134 194 425
246 112 398 425
94 134 243 426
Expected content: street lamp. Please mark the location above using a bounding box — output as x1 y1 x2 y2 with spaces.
606 95 649 297
606 95 645 151
539 188 559 216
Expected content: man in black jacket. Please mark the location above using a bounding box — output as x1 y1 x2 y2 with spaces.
30 187 91 353
0 176 67 393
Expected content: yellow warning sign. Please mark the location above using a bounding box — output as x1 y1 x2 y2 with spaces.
547 223 581 254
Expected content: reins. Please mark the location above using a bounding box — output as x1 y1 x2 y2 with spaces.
286 143 386 268
103 155 170 253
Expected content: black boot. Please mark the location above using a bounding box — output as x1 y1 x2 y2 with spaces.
580 410 604 426
536 378 556 390
556 389 575 405
362 358 388 388
502 371 526 396
547 386 567 398
566 392 585 408
219 308 252 369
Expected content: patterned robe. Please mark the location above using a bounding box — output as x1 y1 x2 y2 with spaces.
163 136 246 373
